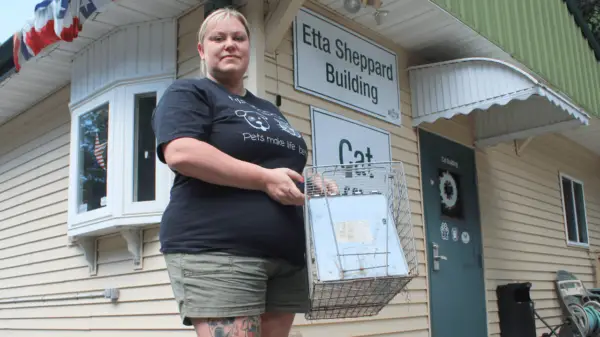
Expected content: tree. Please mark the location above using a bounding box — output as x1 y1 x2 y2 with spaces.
575 0 600 42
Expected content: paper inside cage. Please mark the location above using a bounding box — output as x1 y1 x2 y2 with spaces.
307 193 409 282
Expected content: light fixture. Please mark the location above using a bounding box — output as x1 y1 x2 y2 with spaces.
373 9 388 25
343 0 362 14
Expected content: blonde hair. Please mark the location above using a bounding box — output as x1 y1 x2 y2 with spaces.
198 7 250 76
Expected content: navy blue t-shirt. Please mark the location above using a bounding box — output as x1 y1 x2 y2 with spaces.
151 77 309 266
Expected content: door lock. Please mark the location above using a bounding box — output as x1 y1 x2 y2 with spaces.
432 242 447 271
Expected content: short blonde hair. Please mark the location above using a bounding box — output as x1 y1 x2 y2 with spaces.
198 7 250 76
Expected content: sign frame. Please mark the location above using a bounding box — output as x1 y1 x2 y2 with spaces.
310 106 393 168
294 7 402 126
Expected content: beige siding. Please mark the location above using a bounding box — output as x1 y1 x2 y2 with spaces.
177 7 203 79
420 114 474 149
0 86 190 334
0 7 204 336
0 4 427 336
480 135 600 337
428 117 600 337
5 2 599 337
264 4 428 336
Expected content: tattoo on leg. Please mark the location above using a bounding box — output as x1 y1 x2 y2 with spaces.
241 316 260 337
205 316 260 337
207 318 237 337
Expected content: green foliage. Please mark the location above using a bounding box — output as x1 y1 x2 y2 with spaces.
576 0 600 42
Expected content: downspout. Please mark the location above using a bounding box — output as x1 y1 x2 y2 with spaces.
0 36 15 83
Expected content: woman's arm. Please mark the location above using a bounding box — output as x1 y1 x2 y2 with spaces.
163 137 305 205
163 137 268 190
152 80 304 205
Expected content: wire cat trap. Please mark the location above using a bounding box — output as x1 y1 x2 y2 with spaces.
302 161 419 320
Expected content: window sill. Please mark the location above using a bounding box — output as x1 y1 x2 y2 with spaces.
566 241 590 250
67 213 162 276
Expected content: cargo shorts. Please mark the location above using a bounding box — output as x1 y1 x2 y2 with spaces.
164 252 310 326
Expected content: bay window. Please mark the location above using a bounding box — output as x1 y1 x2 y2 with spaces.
68 78 173 237
64 18 177 275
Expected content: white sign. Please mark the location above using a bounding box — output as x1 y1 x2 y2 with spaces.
310 106 391 169
294 8 401 125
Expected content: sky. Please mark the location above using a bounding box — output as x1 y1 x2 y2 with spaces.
0 0 43 42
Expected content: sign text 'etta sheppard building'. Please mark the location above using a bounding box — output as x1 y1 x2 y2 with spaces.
293 7 401 125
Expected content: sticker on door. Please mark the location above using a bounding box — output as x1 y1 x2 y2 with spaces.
461 231 470 244
440 222 449 240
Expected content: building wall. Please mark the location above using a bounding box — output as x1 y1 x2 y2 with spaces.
260 4 429 335
177 7 203 79
0 8 198 336
481 135 600 337
427 117 600 336
0 86 187 335
0 4 428 337
2 3 598 337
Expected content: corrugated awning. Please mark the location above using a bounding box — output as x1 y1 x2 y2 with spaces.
408 57 590 147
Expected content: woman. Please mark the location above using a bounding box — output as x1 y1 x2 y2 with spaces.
152 7 335 337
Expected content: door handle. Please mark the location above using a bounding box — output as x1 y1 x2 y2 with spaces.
432 242 447 271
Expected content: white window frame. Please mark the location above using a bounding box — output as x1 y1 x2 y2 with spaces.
67 77 174 237
67 89 116 228
559 172 590 248
121 80 173 217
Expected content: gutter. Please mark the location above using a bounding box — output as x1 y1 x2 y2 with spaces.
0 0 595 83
563 0 600 62
0 0 236 83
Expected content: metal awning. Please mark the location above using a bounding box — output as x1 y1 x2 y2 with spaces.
408 57 590 147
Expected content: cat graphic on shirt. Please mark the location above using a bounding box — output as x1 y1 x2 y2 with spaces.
229 95 301 138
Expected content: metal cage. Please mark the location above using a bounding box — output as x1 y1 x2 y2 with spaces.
302 161 419 320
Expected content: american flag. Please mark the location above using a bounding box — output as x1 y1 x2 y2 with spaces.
94 132 107 170
13 0 115 72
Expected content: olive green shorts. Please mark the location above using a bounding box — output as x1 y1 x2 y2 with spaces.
164 252 310 326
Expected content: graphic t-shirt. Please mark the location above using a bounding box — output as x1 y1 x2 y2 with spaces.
152 77 309 266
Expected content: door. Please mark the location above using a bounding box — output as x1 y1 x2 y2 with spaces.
418 129 487 337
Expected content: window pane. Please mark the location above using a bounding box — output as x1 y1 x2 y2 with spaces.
133 92 157 202
574 182 588 244
562 178 577 242
78 104 109 213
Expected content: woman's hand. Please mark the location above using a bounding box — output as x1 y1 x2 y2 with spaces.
260 168 305 206
308 174 339 196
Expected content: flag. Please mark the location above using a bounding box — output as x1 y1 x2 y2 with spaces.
94 132 107 170
12 0 115 72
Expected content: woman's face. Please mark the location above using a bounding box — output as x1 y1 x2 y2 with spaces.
198 16 250 82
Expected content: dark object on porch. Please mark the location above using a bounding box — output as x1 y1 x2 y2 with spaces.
496 282 537 337
496 282 565 337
